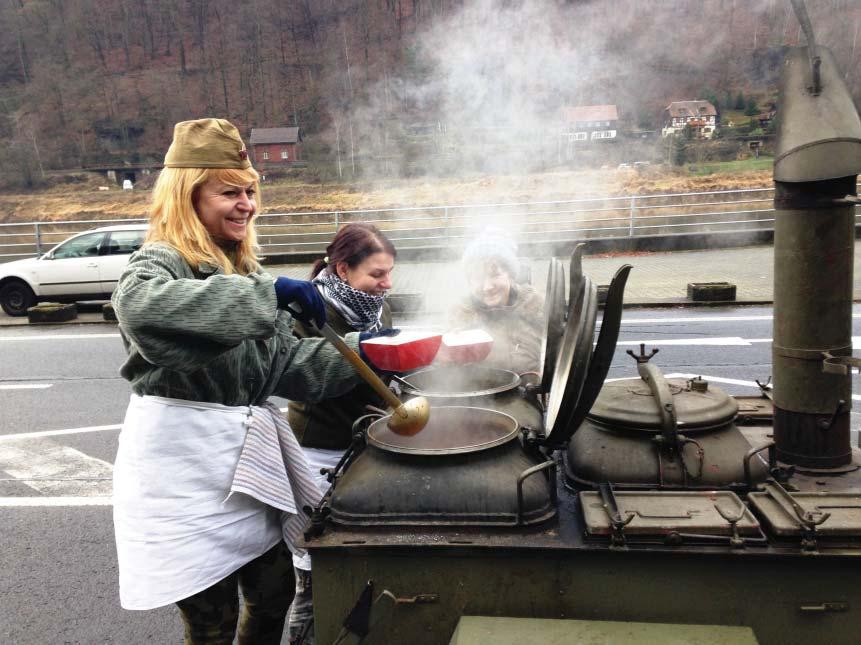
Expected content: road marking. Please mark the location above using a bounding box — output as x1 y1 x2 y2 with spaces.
0 496 112 507
0 438 114 497
0 408 290 442
617 336 751 346
663 373 770 389
664 372 861 402
0 383 52 390
616 336 861 347
621 315 774 325
0 423 122 442
620 313 861 325
0 333 120 342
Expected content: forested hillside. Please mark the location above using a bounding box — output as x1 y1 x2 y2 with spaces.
1 0 859 188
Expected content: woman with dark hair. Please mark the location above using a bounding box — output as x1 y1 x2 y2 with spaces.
286 222 397 642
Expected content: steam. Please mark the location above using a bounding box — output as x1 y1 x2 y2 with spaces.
333 0 861 321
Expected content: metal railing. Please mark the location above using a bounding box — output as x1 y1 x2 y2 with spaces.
1 186 858 262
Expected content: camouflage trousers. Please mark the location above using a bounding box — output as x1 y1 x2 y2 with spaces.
287 567 315 644
176 541 295 645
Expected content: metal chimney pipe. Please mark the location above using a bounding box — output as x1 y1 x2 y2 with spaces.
772 46 861 468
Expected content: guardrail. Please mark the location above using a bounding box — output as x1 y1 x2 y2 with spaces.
1 186 858 262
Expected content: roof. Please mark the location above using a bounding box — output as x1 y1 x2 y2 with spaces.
562 105 619 123
92 224 149 232
665 101 717 118
249 127 302 145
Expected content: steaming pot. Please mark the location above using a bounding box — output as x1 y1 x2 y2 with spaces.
397 364 543 432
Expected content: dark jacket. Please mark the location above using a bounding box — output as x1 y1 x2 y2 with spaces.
287 301 393 450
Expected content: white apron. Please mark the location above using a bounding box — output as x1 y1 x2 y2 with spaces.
292 446 344 571
114 395 284 610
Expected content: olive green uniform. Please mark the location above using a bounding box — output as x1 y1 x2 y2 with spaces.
112 242 365 645
113 242 363 407
287 302 393 450
449 284 545 375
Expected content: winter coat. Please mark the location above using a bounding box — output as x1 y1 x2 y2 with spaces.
449 283 544 375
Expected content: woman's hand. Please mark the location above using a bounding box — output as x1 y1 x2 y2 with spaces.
274 277 327 328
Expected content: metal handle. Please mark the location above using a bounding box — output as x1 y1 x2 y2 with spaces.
743 441 773 489
799 602 848 614
637 360 678 444
515 460 556 525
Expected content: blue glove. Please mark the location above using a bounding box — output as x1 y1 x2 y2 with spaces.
358 328 400 364
274 277 327 328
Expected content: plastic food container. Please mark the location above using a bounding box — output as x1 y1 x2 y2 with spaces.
436 329 494 364
360 331 442 372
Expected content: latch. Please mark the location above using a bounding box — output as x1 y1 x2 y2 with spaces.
799 602 849 614
598 482 634 548
764 481 831 552
378 591 439 605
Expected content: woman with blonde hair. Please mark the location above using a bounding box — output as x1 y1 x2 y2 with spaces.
111 118 393 644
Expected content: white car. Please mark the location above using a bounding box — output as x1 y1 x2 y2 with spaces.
0 224 148 316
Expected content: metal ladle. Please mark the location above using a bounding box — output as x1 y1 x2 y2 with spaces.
312 321 430 436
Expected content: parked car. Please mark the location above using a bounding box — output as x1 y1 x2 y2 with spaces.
0 224 148 316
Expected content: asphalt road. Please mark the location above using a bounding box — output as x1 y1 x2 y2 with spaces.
2 304 860 643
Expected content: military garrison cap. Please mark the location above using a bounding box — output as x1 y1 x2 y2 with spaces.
164 118 251 169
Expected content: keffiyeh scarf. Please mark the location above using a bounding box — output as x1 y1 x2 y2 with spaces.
313 271 385 332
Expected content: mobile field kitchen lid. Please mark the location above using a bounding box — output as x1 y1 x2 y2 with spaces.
543 246 597 446
540 256 566 394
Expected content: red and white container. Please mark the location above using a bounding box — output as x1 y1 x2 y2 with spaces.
360 331 443 372
436 329 494 364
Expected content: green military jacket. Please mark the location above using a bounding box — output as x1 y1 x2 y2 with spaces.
112 242 362 407
287 301 393 450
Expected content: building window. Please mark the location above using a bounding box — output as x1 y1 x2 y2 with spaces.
262 151 269 160
281 150 289 160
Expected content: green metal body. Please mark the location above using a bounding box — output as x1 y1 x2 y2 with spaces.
771 44 861 467
449 616 759 645
310 537 859 644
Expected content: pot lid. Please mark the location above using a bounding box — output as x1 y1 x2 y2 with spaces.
400 365 520 398
587 377 739 431
544 246 598 443
540 257 566 394
559 264 632 442
367 406 519 455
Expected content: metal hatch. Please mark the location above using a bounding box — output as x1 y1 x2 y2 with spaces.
539 257 566 394
580 490 761 537
543 245 597 445
587 377 739 432
749 485 861 538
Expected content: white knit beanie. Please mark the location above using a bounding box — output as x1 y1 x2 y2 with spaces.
462 227 519 277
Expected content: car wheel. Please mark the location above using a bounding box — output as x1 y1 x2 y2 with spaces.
0 280 37 316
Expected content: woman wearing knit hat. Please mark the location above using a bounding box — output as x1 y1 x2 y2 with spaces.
449 227 544 375
110 118 394 644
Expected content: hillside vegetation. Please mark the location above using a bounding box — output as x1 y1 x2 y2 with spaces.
1 1 859 189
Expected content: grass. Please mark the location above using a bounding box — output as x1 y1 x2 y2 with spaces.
719 109 755 129
0 165 774 224
687 156 774 176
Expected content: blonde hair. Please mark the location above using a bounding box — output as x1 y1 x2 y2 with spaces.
146 166 262 275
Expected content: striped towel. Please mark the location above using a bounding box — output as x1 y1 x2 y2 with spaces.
229 402 324 556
